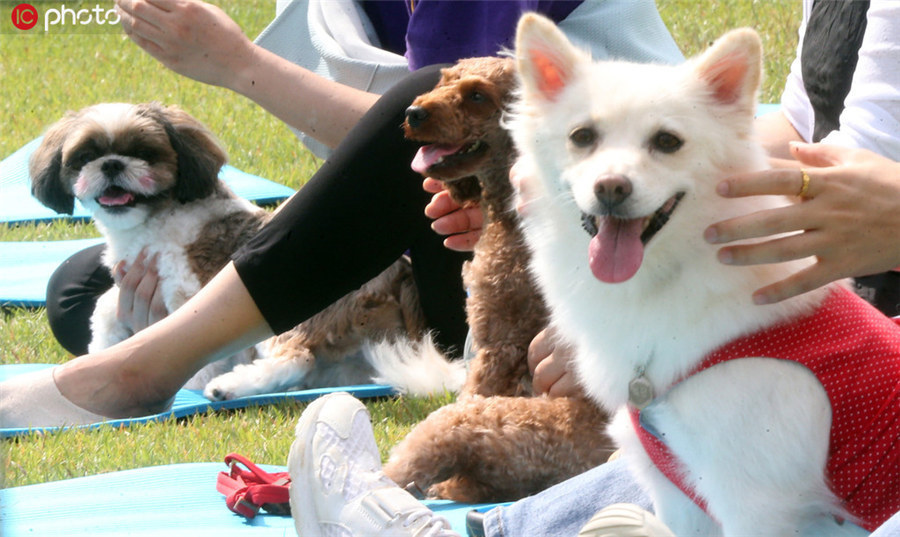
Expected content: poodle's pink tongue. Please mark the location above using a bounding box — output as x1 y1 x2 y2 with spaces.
411 144 463 174
98 188 135 207
588 217 645 283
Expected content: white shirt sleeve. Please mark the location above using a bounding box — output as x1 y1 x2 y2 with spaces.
820 0 900 159
781 0 900 160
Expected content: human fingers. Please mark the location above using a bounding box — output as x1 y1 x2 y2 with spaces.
714 228 824 267
430 206 483 238
442 230 481 252
715 167 823 199
424 188 461 220
128 254 164 333
115 250 149 325
750 263 838 305
422 177 447 195
704 200 815 246
116 0 170 56
527 328 554 376
531 351 565 396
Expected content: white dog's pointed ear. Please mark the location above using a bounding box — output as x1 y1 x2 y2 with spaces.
693 28 762 114
514 13 585 102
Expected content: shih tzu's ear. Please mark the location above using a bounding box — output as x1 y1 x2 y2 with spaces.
140 102 227 203
29 113 77 215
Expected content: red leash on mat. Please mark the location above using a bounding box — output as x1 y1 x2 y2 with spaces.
216 453 291 518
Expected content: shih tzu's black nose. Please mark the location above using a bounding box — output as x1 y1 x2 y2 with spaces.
101 158 125 178
405 106 429 128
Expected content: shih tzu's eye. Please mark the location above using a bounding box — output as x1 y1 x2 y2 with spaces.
468 91 486 103
133 148 158 162
68 150 97 169
569 126 598 148
651 130 683 154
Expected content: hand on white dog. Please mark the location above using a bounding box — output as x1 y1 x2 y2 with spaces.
113 249 169 334
706 143 900 305
423 177 483 252
116 0 253 90
528 327 581 397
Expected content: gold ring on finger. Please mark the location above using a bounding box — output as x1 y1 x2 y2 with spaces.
798 169 811 198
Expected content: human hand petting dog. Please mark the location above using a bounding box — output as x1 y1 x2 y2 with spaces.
113 249 168 334
115 0 253 90
423 177 483 251
706 143 900 305
528 327 581 397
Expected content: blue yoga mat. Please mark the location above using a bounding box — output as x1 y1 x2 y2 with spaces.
0 363 396 439
0 462 502 536
0 238 104 308
0 137 295 224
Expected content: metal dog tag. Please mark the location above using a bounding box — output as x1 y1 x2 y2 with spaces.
628 373 654 410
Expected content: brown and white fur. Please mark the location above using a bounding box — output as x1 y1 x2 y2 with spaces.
30 102 463 398
383 57 614 503
509 14 878 537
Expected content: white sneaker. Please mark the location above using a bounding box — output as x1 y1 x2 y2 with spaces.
578 504 675 537
289 392 460 537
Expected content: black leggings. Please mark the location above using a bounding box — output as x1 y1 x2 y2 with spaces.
45 64 470 356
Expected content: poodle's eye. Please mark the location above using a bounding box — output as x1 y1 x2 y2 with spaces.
569 127 598 148
651 131 683 154
468 91 486 103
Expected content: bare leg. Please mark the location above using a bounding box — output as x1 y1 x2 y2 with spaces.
3 262 272 423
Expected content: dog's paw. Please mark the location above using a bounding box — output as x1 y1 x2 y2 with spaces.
203 371 253 401
577 504 674 537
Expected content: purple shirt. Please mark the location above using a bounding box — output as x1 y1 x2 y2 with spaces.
362 0 582 70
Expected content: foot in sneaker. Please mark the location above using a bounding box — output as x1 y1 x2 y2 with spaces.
288 392 460 537
577 503 675 537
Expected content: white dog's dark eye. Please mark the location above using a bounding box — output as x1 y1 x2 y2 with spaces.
569 127 598 148
651 131 683 153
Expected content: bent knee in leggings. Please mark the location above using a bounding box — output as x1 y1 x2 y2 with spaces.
45 242 112 356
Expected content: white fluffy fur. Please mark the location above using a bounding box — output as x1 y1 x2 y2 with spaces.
365 333 466 395
89 194 262 389
509 15 866 536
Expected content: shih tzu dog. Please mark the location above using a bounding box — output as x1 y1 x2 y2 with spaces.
30 102 463 397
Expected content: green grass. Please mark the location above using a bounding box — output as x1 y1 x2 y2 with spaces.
1 0 800 490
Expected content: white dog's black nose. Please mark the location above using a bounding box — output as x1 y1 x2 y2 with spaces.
594 175 632 209
101 159 126 178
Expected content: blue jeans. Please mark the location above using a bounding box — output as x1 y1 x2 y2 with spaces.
484 459 900 536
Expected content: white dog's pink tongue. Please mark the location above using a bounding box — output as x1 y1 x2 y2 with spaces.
411 144 462 174
98 188 134 207
588 217 645 283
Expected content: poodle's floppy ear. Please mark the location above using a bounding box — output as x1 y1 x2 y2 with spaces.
691 28 762 117
29 114 77 215
514 13 587 103
140 102 227 203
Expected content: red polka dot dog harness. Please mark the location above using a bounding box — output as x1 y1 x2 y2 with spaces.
631 287 900 531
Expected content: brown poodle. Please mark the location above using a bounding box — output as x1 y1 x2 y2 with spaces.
384 57 615 503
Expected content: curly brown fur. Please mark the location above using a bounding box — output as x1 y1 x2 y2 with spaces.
388 57 614 502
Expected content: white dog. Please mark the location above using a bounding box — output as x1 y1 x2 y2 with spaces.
30 102 463 398
509 14 900 536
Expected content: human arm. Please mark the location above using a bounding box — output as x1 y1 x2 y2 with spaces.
705 143 900 305
115 0 379 149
